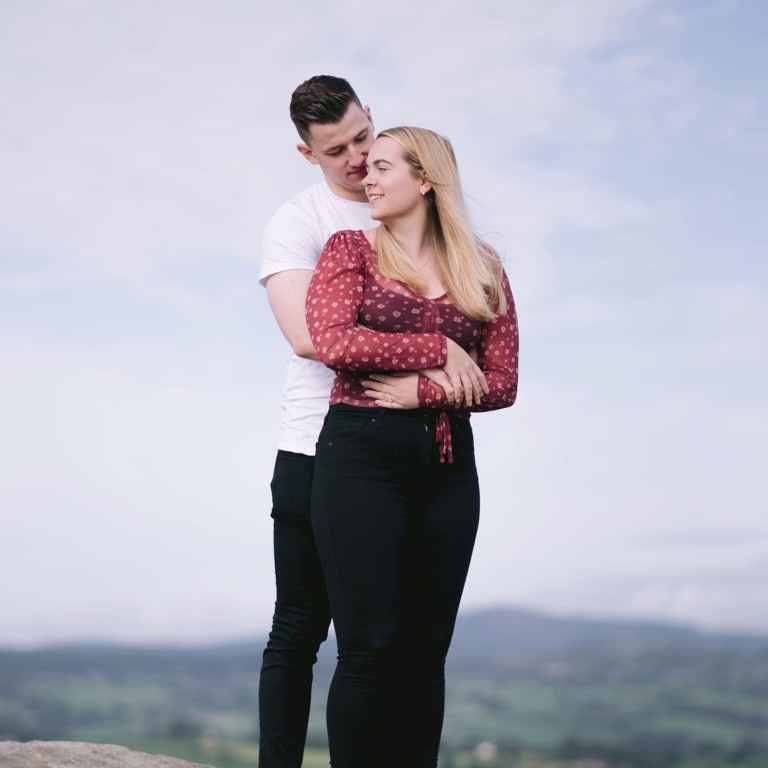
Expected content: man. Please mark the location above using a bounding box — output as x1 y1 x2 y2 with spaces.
257 75 377 767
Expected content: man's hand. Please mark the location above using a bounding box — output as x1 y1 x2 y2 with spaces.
420 347 480 406
361 372 420 409
443 338 487 406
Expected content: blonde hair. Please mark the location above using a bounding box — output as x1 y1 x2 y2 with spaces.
373 126 506 321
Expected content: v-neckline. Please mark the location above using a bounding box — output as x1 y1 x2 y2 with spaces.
354 230 449 302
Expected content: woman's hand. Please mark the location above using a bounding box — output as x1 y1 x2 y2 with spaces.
420 367 456 405
443 338 488 406
361 372 420 409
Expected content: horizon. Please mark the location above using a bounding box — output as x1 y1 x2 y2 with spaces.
3 602 768 653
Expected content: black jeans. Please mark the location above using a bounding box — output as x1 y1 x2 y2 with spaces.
259 450 332 768
311 405 480 768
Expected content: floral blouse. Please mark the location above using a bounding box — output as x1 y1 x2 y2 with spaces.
306 230 519 459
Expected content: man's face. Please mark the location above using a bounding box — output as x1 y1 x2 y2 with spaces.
297 103 374 202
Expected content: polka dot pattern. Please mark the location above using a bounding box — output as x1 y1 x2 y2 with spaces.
306 230 518 413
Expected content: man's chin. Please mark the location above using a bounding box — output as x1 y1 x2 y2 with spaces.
346 170 367 185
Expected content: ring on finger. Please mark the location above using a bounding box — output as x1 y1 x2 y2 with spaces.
388 394 393 403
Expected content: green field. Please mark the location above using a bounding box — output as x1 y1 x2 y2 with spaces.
3 614 768 768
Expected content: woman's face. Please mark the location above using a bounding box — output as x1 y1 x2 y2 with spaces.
363 136 427 223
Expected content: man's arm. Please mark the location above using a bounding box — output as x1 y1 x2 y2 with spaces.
265 269 318 360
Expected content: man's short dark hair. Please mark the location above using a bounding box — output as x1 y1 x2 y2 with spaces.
290 75 363 143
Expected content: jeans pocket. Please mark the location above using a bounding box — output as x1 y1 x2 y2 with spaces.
328 412 375 447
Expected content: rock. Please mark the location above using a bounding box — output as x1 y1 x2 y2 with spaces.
0 741 216 768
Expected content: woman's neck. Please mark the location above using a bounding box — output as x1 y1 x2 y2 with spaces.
385 211 433 261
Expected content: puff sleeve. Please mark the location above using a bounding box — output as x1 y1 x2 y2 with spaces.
306 231 448 372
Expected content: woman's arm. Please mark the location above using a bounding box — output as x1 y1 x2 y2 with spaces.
417 271 518 413
306 231 449 372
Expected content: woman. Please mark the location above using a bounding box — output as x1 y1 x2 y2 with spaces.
306 127 518 767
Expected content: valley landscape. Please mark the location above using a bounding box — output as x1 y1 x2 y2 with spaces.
2 607 768 767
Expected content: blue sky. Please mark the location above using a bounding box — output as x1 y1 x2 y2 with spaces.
1 0 766 645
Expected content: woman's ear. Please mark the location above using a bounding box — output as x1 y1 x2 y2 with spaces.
419 179 432 196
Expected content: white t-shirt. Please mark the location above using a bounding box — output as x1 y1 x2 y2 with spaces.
260 179 376 456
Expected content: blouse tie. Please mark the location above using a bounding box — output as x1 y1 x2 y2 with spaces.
435 412 453 464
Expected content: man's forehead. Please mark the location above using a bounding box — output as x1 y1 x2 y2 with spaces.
307 104 370 149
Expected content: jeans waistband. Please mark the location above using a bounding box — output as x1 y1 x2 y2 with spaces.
328 403 461 422
327 403 467 462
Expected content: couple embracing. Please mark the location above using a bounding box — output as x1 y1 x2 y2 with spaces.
258 75 518 768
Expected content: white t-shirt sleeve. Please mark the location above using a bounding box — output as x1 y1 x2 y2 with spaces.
259 203 320 286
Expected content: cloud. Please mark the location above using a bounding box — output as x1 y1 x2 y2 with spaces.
0 332 284 644
637 527 768 548
527 557 768 635
1 0 767 643
457 378 768 628
1 0 662 296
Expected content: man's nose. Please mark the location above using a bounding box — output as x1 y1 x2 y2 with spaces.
348 145 364 167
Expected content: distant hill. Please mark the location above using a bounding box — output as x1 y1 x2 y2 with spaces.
450 606 701 658
2 605 765 660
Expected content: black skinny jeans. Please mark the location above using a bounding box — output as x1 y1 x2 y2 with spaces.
311 405 480 768
259 450 331 768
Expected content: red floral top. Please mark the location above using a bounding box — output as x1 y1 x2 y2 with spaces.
306 230 519 458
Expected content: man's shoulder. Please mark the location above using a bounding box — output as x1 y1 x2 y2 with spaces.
260 179 373 283
260 182 334 280
266 181 327 231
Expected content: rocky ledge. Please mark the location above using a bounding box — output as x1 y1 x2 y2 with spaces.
0 741 216 768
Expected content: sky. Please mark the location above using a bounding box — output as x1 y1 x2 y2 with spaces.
1 0 766 647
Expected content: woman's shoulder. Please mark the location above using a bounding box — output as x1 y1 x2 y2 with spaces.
323 228 373 247
321 229 377 258
360 228 378 250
